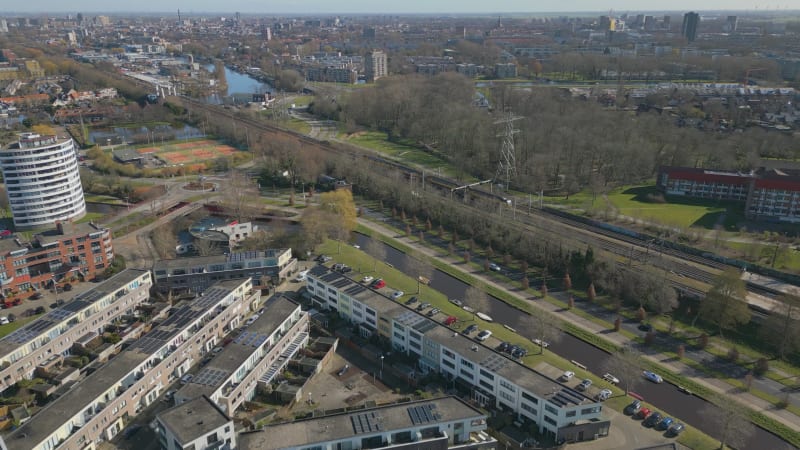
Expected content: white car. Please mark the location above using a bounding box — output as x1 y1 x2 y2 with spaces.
532 338 550 348
489 263 501 271
476 330 493 341
602 373 620 385
596 389 613 401
391 290 404 300
0 317 8 325
361 276 375 284
180 374 194 385
643 370 663 384
560 371 575 382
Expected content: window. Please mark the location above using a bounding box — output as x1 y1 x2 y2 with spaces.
521 391 538 404
545 404 557 415
479 369 494 380
566 411 576 417
544 416 556 426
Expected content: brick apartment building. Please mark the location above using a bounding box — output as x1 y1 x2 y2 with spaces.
657 166 800 223
0 221 114 304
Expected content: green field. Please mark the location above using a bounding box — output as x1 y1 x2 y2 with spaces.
341 131 460 178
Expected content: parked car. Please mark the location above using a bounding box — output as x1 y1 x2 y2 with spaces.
370 279 386 289
644 412 663 428
163 390 177 402
416 302 430 311
444 316 458 326
7 314 15 323
391 290 404 300
406 296 418 305
657 417 674 431
596 389 613 401
63 283 72 292
361 276 374 284
341 266 352 273
0 317 8 325
29 292 42 300
602 373 620 385
180 374 194 385
34 306 46 315
636 407 652 420
638 323 653 332
245 316 258 326
337 364 350 376
489 263 501 272
667 422 685 437
463 324 478 335
449 298 463 307
560 371 575 382
677 386 692 395
427 308 440 317
498 342 511 353
123 424 143 440
212 346 224 354
511 347 528 358
576 379 592 391
642 370 663 384
476 330 492 341
531 338 549 348
624 400 642 415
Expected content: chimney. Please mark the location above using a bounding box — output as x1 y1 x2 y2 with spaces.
55 220 63 235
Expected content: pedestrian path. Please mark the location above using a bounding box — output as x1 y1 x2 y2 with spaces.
356 217 800 434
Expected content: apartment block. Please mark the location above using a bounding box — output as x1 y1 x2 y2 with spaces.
152 249 297 294
0 221 114 301
0 133 86 230
0 269 151 393
306 266 610 443
657 166 800 223
238 396 495 450
173 295 309 414
156 395 236 450
365 50 387 82
5 278 257 450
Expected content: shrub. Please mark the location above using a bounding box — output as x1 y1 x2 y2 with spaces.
697 333 709 349
636 307 646 322
754 358 769 376
677 344 685 359
568 295 575 309
587 283 596 302
521 276 529 289
540 282 548 297
644 332 656 346
727 347 740 363
613 317 621 331
563 273 572 290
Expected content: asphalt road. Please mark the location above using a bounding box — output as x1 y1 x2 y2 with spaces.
351 232 792 450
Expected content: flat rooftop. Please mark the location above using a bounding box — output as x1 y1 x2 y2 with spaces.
157 395 231 445
238 396 484 450
153 249 291 271
0 269 150 353
178 296 299 399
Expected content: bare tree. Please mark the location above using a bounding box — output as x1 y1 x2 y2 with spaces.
528 311 562 354
759 292 800 360
464 286 489 320
402 256 434 294
151 226 176 259
193 238 219 256
700 268 751 337
603 346 642 394
703 396 755 450
364 238 387 274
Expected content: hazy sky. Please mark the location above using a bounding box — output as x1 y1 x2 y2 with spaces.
7 1 795 14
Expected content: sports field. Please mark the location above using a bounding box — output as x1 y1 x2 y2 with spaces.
137 139 238 166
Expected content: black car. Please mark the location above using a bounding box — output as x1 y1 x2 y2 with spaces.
624 400 641 415
644 412 663 428
29 292 42 300
405 296 418 305
34 306 46 315
63 283 72 292
638 323 653 332
497 342 511 352
463 324 478 334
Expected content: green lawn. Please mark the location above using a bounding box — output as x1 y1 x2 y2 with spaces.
605 186 734 229
341 131 459 178
284 118 312 135
0 315 43 339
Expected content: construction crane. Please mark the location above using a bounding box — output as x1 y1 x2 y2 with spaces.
743 68 766 87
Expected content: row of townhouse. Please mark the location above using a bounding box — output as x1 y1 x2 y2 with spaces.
173 295 309 415
3 278 258 450
152 249 297 294
657 166 800 223
0 269 151 393
305 266 610 443
237 395 496 450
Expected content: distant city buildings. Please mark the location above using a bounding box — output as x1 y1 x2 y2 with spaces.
682 12 700 42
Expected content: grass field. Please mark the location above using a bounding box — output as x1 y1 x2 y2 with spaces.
341 131 460 178
136 139 239 167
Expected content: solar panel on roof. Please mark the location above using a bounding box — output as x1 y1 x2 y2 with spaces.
193 367 230 387
351 411 384 434
408 404 440 425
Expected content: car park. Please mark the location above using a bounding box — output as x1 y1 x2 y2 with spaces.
602 373 620 385
463 324 478 334
406 296 418 305
427 308 440 317
636 407 652 420
489 263 501 271
624 400 641 415
657 417 674 431
560 371 575 382
596 389 613 401
643 412 663 427
180 374 194 385
391 290 404 300
362 276 374 284
449 298 463 307
576 379 592 391
476 330 492 341
667 423 685 437
642 370 663 383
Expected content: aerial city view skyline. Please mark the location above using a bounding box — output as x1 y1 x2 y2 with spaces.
0 3 798 450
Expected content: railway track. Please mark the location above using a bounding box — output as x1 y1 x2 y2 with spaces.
174 96 786 314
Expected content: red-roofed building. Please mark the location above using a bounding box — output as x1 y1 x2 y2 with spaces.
657 166 800 223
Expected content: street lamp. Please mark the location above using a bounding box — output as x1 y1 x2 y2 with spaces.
380 355 384 380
